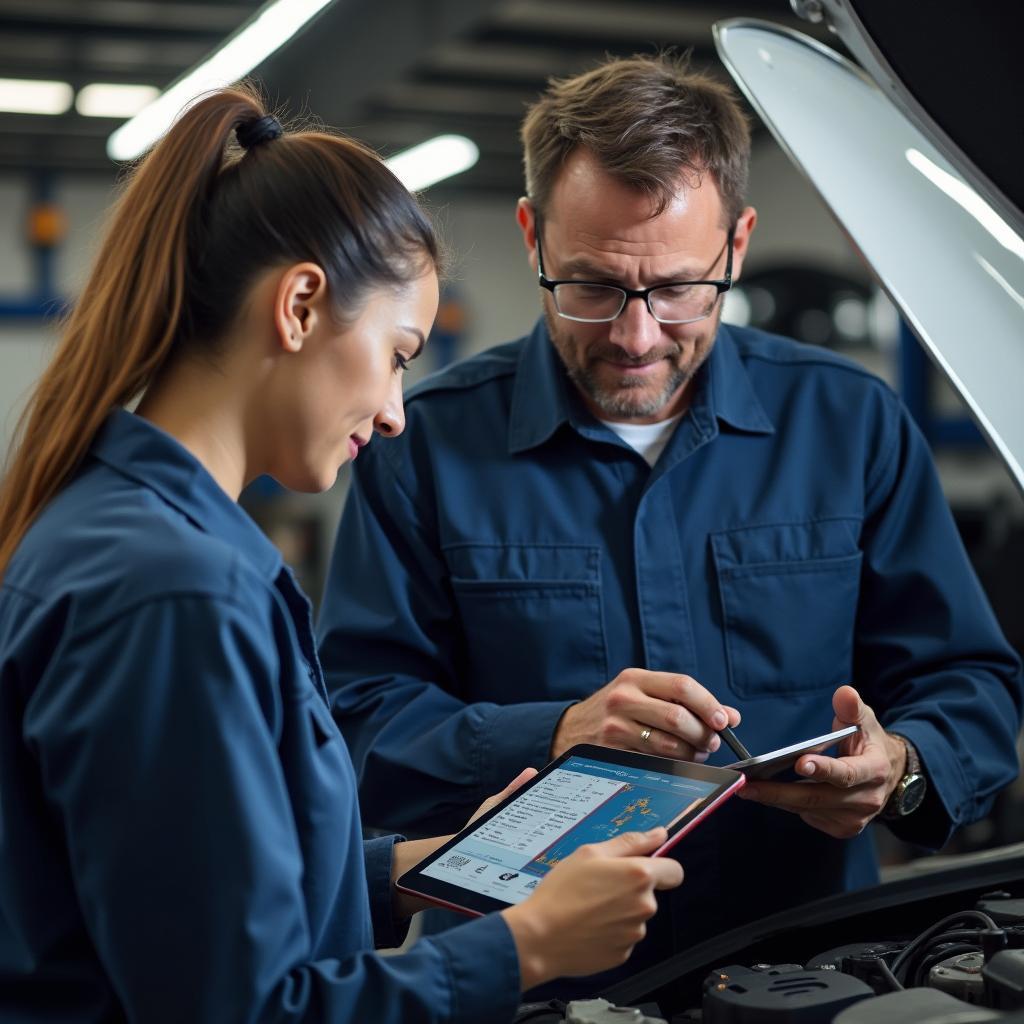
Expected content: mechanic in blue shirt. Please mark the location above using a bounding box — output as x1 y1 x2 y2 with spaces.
0 87 684 1023
318 54 1024 983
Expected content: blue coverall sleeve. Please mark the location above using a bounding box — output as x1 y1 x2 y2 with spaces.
856 395 1023 848
319 448 572 834
24 593 521 1024
363 834 411 950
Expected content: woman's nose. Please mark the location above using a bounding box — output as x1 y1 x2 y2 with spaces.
373 391 406 438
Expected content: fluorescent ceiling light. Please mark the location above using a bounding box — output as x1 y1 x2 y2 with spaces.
107 0 334 161
386 135 480 191
77 84 160 119
0 78 73 115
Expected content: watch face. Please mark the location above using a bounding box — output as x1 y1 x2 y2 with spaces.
899 774 927 815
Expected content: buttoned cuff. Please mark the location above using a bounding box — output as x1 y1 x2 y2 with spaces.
425 911 522 1024
476 699 576 795
363 834 411 949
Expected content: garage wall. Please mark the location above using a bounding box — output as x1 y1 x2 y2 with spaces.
0 174 117 457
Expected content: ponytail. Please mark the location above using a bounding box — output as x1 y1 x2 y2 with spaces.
0 83 438 579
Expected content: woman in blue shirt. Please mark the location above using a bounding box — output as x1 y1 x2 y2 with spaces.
0 88 682 1022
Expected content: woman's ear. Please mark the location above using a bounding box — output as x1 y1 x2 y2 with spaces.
273 262 328 352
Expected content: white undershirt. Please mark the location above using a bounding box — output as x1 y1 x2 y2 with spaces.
598 413 684 467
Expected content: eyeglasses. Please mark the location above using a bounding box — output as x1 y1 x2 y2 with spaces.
536 224 735 325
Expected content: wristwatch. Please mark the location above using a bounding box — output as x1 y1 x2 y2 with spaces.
880 734 927 819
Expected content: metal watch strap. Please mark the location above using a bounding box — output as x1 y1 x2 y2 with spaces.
881 734 924 819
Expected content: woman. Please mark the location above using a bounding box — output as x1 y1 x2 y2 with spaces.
0 87 682 1022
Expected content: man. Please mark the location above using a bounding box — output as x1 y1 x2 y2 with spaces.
318 54 1023 982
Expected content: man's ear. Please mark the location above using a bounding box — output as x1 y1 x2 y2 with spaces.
730 206 758 282
273 262 327 352
516 197 538 271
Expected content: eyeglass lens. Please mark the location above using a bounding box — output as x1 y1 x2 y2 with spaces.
552 282 720 324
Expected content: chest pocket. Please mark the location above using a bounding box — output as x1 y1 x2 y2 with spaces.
710 519 862 699
444 543 607 701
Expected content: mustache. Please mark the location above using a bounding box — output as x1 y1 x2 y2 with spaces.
586 344 682 366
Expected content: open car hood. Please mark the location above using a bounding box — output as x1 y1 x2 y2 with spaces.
714 13 1024 493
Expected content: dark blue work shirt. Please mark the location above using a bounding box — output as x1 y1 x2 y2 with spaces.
319 320 1023 974
0 410 520 1023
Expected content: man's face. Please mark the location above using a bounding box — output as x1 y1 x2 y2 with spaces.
520 149 753 423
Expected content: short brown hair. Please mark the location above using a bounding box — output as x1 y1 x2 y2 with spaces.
521 52 751 226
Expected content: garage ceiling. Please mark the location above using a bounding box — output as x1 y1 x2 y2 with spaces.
0 0 836 193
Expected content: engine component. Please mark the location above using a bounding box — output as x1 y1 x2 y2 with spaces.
702 964 873 1023
564 998 666 1024
930 952 986 1004
805 941 904 972
805 941 905 994
831 987 1002 1024
984 950 1024 1011
977 896 1024 928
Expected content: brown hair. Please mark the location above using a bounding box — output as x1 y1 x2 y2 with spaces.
0 83 438 578
521 52 751 225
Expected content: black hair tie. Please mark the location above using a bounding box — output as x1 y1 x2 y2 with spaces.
237 115 283 151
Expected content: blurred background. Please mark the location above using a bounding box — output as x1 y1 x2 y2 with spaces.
1 0 1021 867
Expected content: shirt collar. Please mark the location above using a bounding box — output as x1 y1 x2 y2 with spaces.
89 409 284 581
709 323 776 435
508 319 773 454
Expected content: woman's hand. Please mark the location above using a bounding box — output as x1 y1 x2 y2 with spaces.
390 767 541 919
466 767 539 826
501 827 684 990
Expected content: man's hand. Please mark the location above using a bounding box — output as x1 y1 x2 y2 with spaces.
550 669 740 761
737 684 907 839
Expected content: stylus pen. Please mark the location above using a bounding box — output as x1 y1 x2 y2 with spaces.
718 725 752 761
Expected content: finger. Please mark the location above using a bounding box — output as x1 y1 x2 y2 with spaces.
796 751 885 789
738 779 845 813
500 766 539 795
632 722 700 760
484 767 538 808
594 827 667 858
470 767 540 822
649 859 684 890
614 693 716 753
800 812 850 838
632 672 731 734
801 811 867 840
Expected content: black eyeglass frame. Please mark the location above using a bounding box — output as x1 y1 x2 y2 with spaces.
535 222 736 325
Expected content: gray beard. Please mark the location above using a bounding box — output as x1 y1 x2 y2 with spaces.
545 303 722 421
567 360 691 419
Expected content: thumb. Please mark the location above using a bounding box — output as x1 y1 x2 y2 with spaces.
596 826 667 858
832 684 867 727
497 766 539 800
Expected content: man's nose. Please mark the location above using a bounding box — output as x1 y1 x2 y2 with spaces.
607 295 663 358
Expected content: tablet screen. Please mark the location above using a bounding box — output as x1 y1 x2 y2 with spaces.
408 747 740 911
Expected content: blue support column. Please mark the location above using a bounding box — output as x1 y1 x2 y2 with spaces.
0 170 66 321
898 320 983 449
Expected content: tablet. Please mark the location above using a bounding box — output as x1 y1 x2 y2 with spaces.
396 743 744 917
724 725 860 780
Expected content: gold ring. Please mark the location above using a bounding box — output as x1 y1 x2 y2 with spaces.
640 727 652 743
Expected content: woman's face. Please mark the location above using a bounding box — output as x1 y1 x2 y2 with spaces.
268 269 439 493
